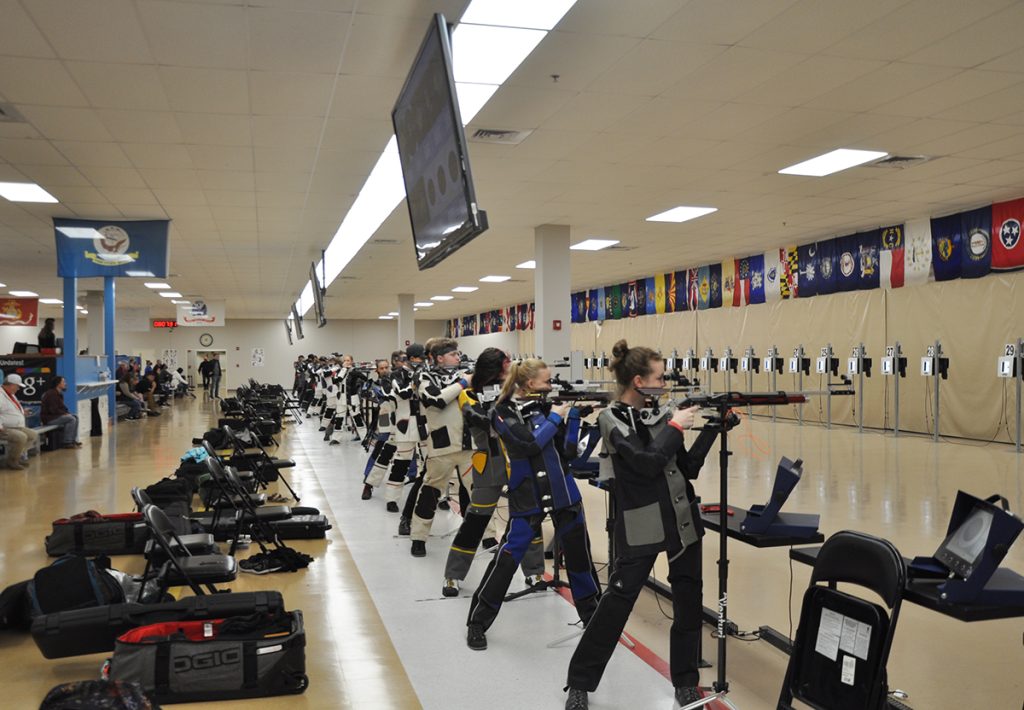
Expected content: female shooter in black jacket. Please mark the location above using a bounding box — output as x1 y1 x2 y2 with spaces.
564 340 724 710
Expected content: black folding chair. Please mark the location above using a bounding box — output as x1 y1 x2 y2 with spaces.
778 530 906 710
203 453 292 556
139 504 237 598
222 425 300 502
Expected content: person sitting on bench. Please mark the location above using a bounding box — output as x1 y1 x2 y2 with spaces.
136 372 165 414
117 374 145 420
171 368 193 398
40 376 81 448
0 374 38 469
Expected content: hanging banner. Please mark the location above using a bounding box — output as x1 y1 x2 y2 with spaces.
0 297 38 326
54 218 170 278
251 348 265 367
161 349 179 368
176 300 226 327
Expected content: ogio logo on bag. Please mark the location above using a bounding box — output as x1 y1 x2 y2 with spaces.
173 648 242 672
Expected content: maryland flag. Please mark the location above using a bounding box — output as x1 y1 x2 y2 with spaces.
783 246 799 298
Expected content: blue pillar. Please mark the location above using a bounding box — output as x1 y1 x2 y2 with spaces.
105 277 116 421
62 277 78 414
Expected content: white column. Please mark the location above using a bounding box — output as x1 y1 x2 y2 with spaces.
534 224 571 364
84 290 104 355
397 293 415 349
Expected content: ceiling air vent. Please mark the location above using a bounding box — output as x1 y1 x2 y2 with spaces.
0 103 26 123
607 245 636 251
372 239 401 245
470 128 534 145
867 155 932 169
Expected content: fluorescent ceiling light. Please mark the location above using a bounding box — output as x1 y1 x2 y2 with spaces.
452 24 546 85
452 286 479 293
414 302 434 307
479 275 511 283
460 0 577 31
0 282 6 288
388 311 400 316
56 227 100 239
778 148 888 177
80 310 88 315
516 260 536 269
378 315 394 320
9 290 38 297
571 239 619 251
646 206 718 223
75 305 84 310
0 182 58 203
125 270 155 277
171 300 190 304
159 292 183 298
430 295 454 301
454 82 499 124
144 282 170 289
39 298 62 305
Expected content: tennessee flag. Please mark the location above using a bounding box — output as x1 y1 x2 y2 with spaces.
992 197 1024 271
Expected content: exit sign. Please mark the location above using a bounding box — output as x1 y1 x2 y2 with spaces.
152 320 178 328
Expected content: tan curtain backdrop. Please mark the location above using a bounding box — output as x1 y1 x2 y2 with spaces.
563 271 1024 443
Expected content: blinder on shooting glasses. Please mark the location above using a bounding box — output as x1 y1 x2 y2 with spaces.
908 490 1023 605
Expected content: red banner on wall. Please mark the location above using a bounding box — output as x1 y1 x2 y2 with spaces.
0 297 38 326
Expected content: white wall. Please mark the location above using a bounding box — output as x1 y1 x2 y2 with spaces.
453 331 521 359
1 318 445 389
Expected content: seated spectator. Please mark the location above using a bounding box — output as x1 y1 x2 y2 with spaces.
117 374 144 420
40 376 81 448
134 373 163 415
171 367 193 398
0 374 39 469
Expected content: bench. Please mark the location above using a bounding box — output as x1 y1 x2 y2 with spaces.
0 424 61 458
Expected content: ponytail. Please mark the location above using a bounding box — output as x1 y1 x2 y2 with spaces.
497 357 547 403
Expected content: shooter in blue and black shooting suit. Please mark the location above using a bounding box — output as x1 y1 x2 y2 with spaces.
466 358 600 651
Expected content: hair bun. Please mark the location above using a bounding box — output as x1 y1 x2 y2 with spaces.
611 339 630 359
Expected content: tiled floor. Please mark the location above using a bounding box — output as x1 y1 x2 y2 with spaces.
2 395 1022 709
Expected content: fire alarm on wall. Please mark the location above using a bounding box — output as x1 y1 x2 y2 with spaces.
553 320 562 331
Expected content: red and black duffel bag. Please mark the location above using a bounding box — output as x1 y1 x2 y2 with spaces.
107 610 307 703
45 512 150 557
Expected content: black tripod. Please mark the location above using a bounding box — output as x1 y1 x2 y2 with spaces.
504 522 569 601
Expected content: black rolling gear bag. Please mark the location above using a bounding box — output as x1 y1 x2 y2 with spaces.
45 512 150 557
108 609 307 703
32 591 285 659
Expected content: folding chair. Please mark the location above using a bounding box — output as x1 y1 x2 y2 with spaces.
140 504 237 598
778 530 906 710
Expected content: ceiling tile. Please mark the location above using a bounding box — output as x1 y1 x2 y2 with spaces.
250 116 324 147
186 145 253 172
0 58 88 106
51 141 132 168
77 166 146 188
0 138 70 165
0 0 55 58
66 62 169 111
588 40 727 97
249 72 334 117
136 0 248 69
19 105 112 141
18 164 91 187
97 109 182 144
197 170 255 191
99 187 159 205
248 7 350 74
24 0 154 63
253 146 317 174
136 167 200 189
159 67 250 115
121 143 193 169
175 113 252 146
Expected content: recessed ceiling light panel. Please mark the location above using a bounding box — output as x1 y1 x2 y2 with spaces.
778 148 888 177
0 182 58 203
646 206 718 223
571 239 619 251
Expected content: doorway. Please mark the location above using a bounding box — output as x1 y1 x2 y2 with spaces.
188 349 228 397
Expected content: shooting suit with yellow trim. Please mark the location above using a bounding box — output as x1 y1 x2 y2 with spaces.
566 401 718 692
410 366 474 543
467 398 601 633
442 387 544 581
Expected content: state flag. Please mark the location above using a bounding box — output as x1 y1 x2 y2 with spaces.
857 230 880 290
720 258 735 308
571 292 585 323
588 289 599 321
708 263 723 309
904 218 932 286
796 243 818 298
696 266 711 310
763 251 782 303
835 235 860 292
960 206 991 279
664 273 676 313
748 254 766 304
992 197 1024 271
655 273 667 314
779 248 795 299
452 318 460 338
627 281 639 318
596 287 606 320
491 309 503 332
930 214 962 282
609 285 622 319
879 225 904 289
644 276 656 315
733 257 751 306
817 239 837 295
687 269 699 310
527 303 534 330
506 306 517 332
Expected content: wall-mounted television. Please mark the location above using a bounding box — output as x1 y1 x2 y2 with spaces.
284 318 293 346
291 305 304 340
310 261 327 328
392 13 488 271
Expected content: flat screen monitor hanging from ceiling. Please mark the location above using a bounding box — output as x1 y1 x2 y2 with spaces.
310 260 327 328
392 13 488 271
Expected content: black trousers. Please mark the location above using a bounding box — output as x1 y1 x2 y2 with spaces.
567 540 702 691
